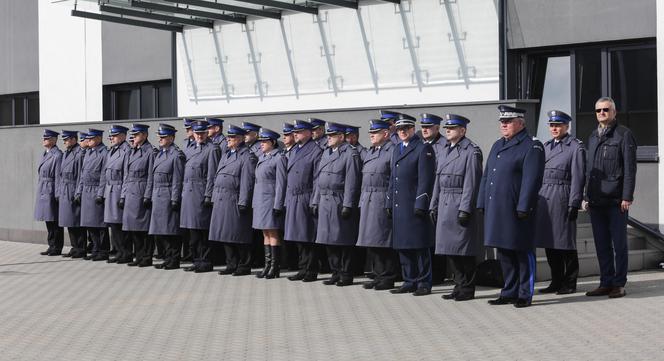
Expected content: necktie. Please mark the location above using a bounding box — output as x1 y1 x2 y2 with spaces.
400 143 405 154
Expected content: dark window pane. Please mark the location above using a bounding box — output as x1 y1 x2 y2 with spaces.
27 97 39 125
157 83 172 117
0 98 12 126
140 85 155 119
14 98 25 125
115 88 140 120
103 87 112 121
575 48 602 113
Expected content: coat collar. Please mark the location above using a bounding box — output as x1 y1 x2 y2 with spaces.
395 134 422 162
498 128 529 152
287 139 316 170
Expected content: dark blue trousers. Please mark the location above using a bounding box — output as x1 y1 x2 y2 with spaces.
497 248 536 300
398 248 432 290
589 205 628 287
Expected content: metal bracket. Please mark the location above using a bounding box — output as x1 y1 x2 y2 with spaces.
222 85 235 96
448 32 466 41
214 56 228 64
254 82 268 96
394 0 411 13
320 44 336 57
402 36 420 49
327 76 343 90
312 12 328 23
457 66 476 79
411 70 429 85
247 52 262 64
241 22 255 32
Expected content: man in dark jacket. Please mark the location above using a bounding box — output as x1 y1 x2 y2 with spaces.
387 114 436 296
584 97 637 299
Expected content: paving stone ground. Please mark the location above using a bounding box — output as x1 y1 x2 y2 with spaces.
1 240 663 361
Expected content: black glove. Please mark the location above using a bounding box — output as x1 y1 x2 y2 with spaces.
73 195 81 206
516 211 529 220
310 205 318 217
567 206 579 222
273 208 283 217
238 204 248 214
203 197 213 208
54 196 59 204
95 196 104 205
414 208 427 219
143 198 152 209
170 201 180 211
458 211 471 227
429 210 438 225
117 198 125 209
340 207 352 219
477 208 484 215
385 208 393 220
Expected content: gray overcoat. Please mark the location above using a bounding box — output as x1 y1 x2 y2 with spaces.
102 141 130 224
34 147 62 222
357 142 394 248
180 141 220 230
284 139 323 243
149 146 185 235
535 134 586 250
208 145 257 243
121 142 155 232
252 148 287 230
57 145 84 227
77 144 108 228
430 137 483 256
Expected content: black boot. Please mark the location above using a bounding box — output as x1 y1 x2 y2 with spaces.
266 246 281 279
256 245 272 279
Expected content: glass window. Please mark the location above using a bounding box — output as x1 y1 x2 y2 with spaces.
574 48 602 143
140 85 156 119
115 88 140 120
27 97 39 125
14 97 25 125
0 98 12 126
157 83 172 118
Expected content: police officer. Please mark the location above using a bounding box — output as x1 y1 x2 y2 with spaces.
150 124 186 270
356 120 399 290
388 115 436 296
253 128 287 279
312 122 361 286
76 129 110 261
584 97 637 299
309 118 328 150
430 114 483 301
242 121 263 156
379 110 408 145
77 131 94 255
101 125 132 264
36 129 64 256
181 118 196 262
181 120 221 273
183 118 195 152
121 124 156 267
282 122 296 159
285 120 324 282
59 130 86 258
345 125 367 162
478 105 544 308
206 117 227 152
210 125 257 276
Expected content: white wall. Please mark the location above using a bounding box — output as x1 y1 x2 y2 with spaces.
38 1 102 124
176 0 499 116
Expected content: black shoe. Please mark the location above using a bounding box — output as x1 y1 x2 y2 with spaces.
217 268 235 275
92 255 108 261
116 258 131 264
288 273 306 281
390 285 416 294
48 251 62 256
256 245 272 279
302 274 318 282
363 281 377 289
538 284 561 294
488 297 517 305
442 293 458 300
106 257 118 263
556 287 576 295
181 255 193 262
154 263 167 269
83 255 93 261
454 294 475 302
336 279 353 287
413 287 431 296
183 265 197 272
137 260 152 267
323 276 340 285
232 269 251 276
366 273 376 280
71 253 85 259
164 263 180 270
265 246 281 279
374 283 395 291
514 298 532 308
62 252 73 258
127 261 139 267
40 250 51 256
194 266 213 273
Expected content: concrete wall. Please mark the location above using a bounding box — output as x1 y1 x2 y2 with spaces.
0 0 39 95
658 0 664 232
102 22 172 85
507 0 656 49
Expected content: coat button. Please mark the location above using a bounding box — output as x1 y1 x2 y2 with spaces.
493 168 496 171
497 155 501 158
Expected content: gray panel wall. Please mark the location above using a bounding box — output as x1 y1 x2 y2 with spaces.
0 0 39 95
1 100 657 244
507 0 656 49
102 22 172 85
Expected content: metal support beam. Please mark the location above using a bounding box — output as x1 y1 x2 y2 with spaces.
163 0 281 20
244 25 265 99
210 31 232 103
71 9 183 32
100 4 214 28
308 0 358 10
130 0 246 24
315 14 339 95
278 18 299 98
378 0 401 3
235 0 318 15
397 3 423 91
443 0 470 88
355 9 378 93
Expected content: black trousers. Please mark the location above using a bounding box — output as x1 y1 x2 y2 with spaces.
223 243 253 272
128 231 152 264
544 248 579 290
431 251 447 285
156 235 182 265
66 227 86 256
88 227 110 257
181 229 192 260
398 248 432 290
326 245 354 281
296 242 320 277
189 229 212 269
154 235 166 258
448 255 477 297
109 223 132 261
45 221 64 253
367 247 399 286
